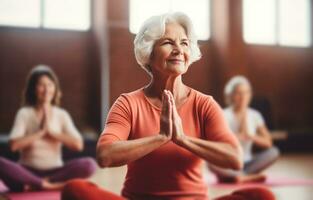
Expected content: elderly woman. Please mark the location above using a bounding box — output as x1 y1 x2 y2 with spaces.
0 66 97 192
209 76 279 183
61 13 275 200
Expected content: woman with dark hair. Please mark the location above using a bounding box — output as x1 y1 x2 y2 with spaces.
0 65 97 192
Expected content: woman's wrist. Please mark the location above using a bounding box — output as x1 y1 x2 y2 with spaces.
36 129 45 138
173 133 187 146
156 134 170 144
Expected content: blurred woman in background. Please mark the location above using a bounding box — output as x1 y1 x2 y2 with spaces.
0 65 97 192
209 76 280 183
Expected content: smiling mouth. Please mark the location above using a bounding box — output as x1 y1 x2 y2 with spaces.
167 59 184 63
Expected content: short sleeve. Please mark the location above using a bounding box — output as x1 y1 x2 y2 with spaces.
62 110 82 140
9 109 27 140
202 97 239 148
254 110 265 127
97 95 132 146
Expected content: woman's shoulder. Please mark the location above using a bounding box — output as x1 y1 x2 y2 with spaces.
188 88 225 115
247 107 262 116
52 106 71 118
190 88 215 104
117 88 145 104
247 107 264 119
222 106 233 115
120 88 144 98
16 106 34 116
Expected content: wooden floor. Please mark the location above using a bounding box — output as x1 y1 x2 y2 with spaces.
89 153 313 200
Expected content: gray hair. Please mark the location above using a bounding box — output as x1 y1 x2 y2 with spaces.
224 75 252 105
134 12 202 75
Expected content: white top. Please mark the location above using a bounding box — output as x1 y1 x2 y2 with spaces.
223 107 265 162
9 106 82 170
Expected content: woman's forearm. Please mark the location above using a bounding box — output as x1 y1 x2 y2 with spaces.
251 134 272 148
177 136 243 170
97 135 168 168
50 133 83 151
10 130 44 152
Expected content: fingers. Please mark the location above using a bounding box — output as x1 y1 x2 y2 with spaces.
160 90 173 138
161 90 169 116
165 91 178 118
162 90 172 119
40 112 46 129
166 91 172 120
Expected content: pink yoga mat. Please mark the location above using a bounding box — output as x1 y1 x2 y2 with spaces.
208 176 313 188
8 191 60 200
0 181 8 193
0 181 60 200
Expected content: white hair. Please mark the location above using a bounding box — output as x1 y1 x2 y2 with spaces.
134 12 202 75
224 75 252 104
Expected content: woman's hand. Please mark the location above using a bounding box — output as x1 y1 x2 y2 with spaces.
40 107 58 140
238 111 252 141
159 90 173 142
237 133 252 141
161 90 242 169
166 91 186 145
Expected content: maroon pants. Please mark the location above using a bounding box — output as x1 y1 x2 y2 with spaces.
61 179 275 200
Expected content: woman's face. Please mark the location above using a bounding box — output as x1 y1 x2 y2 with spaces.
231 83 252 110
149 22 191 76
36 75 56 105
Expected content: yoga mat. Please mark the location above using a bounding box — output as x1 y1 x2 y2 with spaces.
207 176 313 188
0 181 60 200
8 191 60 200
0 181 8 193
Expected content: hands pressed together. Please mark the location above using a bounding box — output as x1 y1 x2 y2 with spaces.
37 106 59 141
237 112 254 142
159 90 186 145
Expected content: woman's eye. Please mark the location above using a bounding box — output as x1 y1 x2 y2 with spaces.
181 42 189 46
162 41 172 45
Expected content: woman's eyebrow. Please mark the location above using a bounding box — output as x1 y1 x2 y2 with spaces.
161 38 174 42
161 38 189 42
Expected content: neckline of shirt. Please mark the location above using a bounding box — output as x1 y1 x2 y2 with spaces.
140 87 195 111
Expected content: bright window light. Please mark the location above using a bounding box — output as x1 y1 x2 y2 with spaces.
0 0 90 31
243 0 311 47
43 0 90 31
0 0 41 28
129 0 210 40
243 0 276 45
278 0 311 47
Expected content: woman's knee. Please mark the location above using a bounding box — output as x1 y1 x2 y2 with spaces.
269 147 280 160
61 179 125 200
0 156 10 165
75 157 98 177
61 179 93 200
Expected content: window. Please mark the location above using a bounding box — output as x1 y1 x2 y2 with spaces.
0 0 41 28
243 0 311 47
129 0 210 40
0 0 90 31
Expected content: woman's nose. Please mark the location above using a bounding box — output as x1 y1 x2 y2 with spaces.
172 45 183 55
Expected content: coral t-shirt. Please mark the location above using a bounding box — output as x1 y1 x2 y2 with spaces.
97 87 239 200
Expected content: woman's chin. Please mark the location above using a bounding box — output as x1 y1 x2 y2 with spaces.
166 65 188 75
